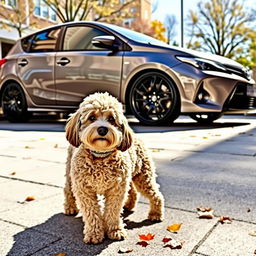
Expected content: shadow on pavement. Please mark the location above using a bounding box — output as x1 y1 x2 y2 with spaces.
7 212 158 256
0 115 251 133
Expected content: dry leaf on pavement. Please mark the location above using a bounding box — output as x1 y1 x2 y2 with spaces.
51 253 67 256
118 247 133 253
167 223 182 233
136 241 149 247
25 196 35 202
163 238 184 249
219 216 232 224
249 231 256 237
10 172 16 175
197 206 214 219
139 233 155 241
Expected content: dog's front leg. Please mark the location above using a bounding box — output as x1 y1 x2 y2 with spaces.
104 184 128 240
76 190 104 244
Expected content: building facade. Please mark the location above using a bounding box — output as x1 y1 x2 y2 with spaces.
0 0 151 59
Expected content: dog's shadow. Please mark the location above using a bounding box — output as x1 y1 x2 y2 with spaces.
7 211 158 256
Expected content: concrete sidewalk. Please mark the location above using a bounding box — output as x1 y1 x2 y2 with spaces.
0 116 255 256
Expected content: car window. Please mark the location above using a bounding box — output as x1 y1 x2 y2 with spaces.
63 26 109 51
21 35 34 52
30 28 61 52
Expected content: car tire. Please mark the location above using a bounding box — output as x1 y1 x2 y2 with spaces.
189 113 222 124
1 82 30 122
129 72 180 125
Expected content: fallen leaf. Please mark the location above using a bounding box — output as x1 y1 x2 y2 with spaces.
162 237 172 243
139 233 155 241
136 241 149 247
167 223 182 233
219 216 232 224
254 249 256 255
202 136 208 139
118 247 133 253
51 253 67 256
25 145 32 149
10 172 16 175
197 206 214 219
152 149 160 152
54 144 58 148
249 231 256 237
39 138 45 140
164 238 184 249
25 196 35 202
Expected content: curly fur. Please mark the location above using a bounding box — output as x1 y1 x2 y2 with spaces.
64 92 164 244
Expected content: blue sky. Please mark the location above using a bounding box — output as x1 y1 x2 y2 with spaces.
152 0 199 45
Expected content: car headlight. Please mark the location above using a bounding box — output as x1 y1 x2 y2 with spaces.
176 56 227 72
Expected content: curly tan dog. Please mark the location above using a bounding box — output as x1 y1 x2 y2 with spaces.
64 92 164 244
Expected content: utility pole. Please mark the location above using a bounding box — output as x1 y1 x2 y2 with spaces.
181 0 184 47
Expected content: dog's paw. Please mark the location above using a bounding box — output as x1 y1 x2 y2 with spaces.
64 206 79 216
107 228 127 241
83 230 105 244
148 211 164 222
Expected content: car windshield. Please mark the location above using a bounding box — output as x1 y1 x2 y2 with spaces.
106 23 168 46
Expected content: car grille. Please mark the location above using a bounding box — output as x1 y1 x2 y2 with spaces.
224 83 256 110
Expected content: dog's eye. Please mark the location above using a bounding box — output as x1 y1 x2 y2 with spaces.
108 116 115 123
88 115 96 121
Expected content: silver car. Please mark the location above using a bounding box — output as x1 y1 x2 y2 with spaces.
0 21 256 124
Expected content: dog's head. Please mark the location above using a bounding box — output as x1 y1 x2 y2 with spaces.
65 92 133 153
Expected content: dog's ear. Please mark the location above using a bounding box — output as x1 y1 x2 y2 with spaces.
65 111 81 147
118 120 133 152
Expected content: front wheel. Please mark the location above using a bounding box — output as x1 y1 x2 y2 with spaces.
129 72 180 125
1 83 30 122
189 113 223 124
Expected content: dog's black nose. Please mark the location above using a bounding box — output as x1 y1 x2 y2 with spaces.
97 126 108 136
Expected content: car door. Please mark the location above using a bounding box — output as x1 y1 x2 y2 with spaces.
17 27 61 106
55 25 123 106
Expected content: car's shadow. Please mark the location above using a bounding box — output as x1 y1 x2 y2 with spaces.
6 210 158 256
0 115 252 133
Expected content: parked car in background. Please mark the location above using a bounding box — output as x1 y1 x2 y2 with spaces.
0 21 256 124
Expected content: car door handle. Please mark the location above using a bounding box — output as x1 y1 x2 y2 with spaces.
57 57 70 66
18 59 28 67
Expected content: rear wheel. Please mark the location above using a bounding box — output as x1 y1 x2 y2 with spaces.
129 72 180 125
189 113 222 124
1 82 30 122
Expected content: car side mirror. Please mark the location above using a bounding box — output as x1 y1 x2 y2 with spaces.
92 35 119 50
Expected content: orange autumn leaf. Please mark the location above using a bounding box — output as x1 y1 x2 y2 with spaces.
25 196 35 202
51 254 67 256
139 233 155 241
167 223 182 233
219 216 232 224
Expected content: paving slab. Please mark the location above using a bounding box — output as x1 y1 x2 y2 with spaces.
197 220 256 256
0 178 62 213
0 220 59 256
0 157 66 187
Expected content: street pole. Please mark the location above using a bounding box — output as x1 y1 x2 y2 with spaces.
181 0 184 47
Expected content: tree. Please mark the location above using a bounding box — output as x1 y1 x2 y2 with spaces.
164 14 177 45
43 0 136 23
150 20 167 42
0 0 36 38
187 0 256 59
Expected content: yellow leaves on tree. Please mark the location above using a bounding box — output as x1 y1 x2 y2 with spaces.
150 20 167 43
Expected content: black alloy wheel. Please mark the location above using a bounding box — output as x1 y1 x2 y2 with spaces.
129 72 180 125
1 83 30 122
189 113 223 124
